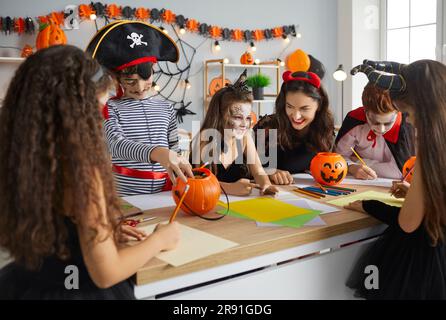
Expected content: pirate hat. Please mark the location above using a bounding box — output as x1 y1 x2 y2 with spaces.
86 20 179 74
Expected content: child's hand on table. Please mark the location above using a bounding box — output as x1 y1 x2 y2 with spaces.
344 200 366 213
226 178 259 196
268 169 294 185
259 184 279 196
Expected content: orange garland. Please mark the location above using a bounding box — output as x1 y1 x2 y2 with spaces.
253 29 264 41
231 29 243 41
161 9 176 23
14 17 25 34
272 27 283 38
209 26 222 39
135 7 149 20
186 19 199 32
78 4 95 20
106 4 121 18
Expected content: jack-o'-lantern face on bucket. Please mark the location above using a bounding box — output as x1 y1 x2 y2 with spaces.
402 156 416 183
310 153 348 186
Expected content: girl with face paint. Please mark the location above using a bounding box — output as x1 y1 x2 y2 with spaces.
192 72 279 196
335 83 415 180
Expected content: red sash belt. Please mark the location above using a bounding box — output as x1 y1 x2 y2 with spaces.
112 164 172 191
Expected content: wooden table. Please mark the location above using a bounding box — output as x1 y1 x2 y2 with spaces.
128 184 388 300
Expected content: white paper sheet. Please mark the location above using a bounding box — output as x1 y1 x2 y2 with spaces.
123 191 175 211
138 222 238 267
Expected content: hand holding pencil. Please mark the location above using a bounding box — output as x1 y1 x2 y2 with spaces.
349 147 377 180
390 165 414 198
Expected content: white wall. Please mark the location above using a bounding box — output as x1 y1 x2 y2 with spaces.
0 0 339 130
337 0 381 121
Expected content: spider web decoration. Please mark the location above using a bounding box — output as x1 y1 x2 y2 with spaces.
150 25 197 124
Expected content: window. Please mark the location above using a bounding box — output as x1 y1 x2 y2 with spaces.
385 0 438 63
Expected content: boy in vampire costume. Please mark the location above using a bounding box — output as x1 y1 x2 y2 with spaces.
335 60 416 180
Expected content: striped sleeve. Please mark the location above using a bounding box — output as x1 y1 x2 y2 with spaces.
168 104 179 153
104 104 156 164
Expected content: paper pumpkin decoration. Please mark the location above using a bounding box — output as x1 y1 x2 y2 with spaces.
286 49 310 72
35 19 67 50
21 44 33 58
172 168 221 216
308 54 326 80
402 156 416 183
310 152 348 186
209 76 231 96
240 51 254 65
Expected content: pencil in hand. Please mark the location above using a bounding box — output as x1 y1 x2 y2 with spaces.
350 147 367 167
169 184 190 223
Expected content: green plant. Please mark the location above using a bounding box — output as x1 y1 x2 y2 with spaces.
246 73 271 88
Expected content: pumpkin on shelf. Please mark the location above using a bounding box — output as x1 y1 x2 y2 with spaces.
21 44 33 58
249 111 257 128
35 18 67 50
402 156 416 183
240 51 254 65
310 152 348 186
209 76 231 96
171 168 221 216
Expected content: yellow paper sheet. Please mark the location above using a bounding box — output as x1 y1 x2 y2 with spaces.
226 198 315 223
138 222 238 267
327 191 404 208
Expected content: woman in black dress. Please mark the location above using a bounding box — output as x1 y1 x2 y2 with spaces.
345 59 446 299
253 71 335 185
0 45 180 299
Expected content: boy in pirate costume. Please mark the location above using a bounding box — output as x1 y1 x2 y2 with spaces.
334 60 416 180
87 21 193 196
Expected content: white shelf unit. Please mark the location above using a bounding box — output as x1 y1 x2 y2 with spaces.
203 59 281 117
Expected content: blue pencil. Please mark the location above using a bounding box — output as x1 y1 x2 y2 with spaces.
303 186 345 196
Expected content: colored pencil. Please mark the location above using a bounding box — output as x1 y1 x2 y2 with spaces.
200 162 210 169
169 184 190 223
303 187 345 196
316 182 328 193
323 185 356 192
296 187 325 198
350 147 367 167
292 188 322 199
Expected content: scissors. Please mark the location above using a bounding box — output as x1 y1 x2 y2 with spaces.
122 216 157 227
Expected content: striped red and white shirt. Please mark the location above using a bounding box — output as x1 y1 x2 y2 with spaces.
104 97 179 196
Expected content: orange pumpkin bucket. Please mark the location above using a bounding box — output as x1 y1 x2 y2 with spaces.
402 156 416 183
172 168 221 216
310 152 348 186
